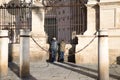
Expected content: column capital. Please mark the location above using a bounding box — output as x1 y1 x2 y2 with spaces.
98 30 108 37
32 0 45 7
87 0 98 4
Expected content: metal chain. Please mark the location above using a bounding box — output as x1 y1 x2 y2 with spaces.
67 31 98 57
30 31 98 57
75 31 98 54
30 35 49 52
30 31 120 73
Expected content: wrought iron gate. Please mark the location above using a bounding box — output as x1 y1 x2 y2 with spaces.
44 0 86 43
0 1 32 43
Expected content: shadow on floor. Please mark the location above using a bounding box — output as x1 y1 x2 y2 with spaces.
63 62 97 73
63 62 120 80
49 62 120 80
8 62 37 80
49 62 98 79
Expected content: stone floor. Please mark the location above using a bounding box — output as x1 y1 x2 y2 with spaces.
1 61 120 80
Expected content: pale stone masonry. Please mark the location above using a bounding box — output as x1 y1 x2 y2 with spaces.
19 29 30 78
98 30 109 80
0 0 48 62
76 0 120 64
30 0 48 61
0 30 9 79
0 0 120 65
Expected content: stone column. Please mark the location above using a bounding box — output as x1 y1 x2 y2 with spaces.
0 30 9 79
98 30 109 80
20 29 30 78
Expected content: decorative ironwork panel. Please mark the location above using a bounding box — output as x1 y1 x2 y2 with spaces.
0 2 32 30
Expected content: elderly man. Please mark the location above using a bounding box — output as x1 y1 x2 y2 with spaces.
50 37 58 62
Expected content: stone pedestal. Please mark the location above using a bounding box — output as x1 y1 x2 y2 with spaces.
20 29 30 78
84 3 98 35
0 30 9 79
30 5 48 61
98 30 109 80
32 5 46 36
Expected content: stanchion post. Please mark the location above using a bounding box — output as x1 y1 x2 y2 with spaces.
0 30 9 79
98 30 109 80
20 29 30 78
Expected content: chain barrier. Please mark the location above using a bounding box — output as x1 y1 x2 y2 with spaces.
30 35 50 68
67 31 98 57
30 35 49 52
75 31 98 54
30 31 98 58
30 31 120 75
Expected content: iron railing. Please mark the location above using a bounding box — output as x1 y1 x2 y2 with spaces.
0 2 32 30
0 1 32 43
44 0 86 43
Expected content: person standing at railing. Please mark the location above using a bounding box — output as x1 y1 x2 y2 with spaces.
59 40 66 62
50 37 58 62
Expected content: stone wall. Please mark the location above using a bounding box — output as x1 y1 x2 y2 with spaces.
75 34 120 64
76 35 98 64
75 1 120 64
1 0 120 64
30 35 49 61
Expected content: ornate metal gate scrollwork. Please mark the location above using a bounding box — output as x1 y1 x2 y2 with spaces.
0 1 32 43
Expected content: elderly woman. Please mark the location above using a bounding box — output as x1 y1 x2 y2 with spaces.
59 40 66 62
